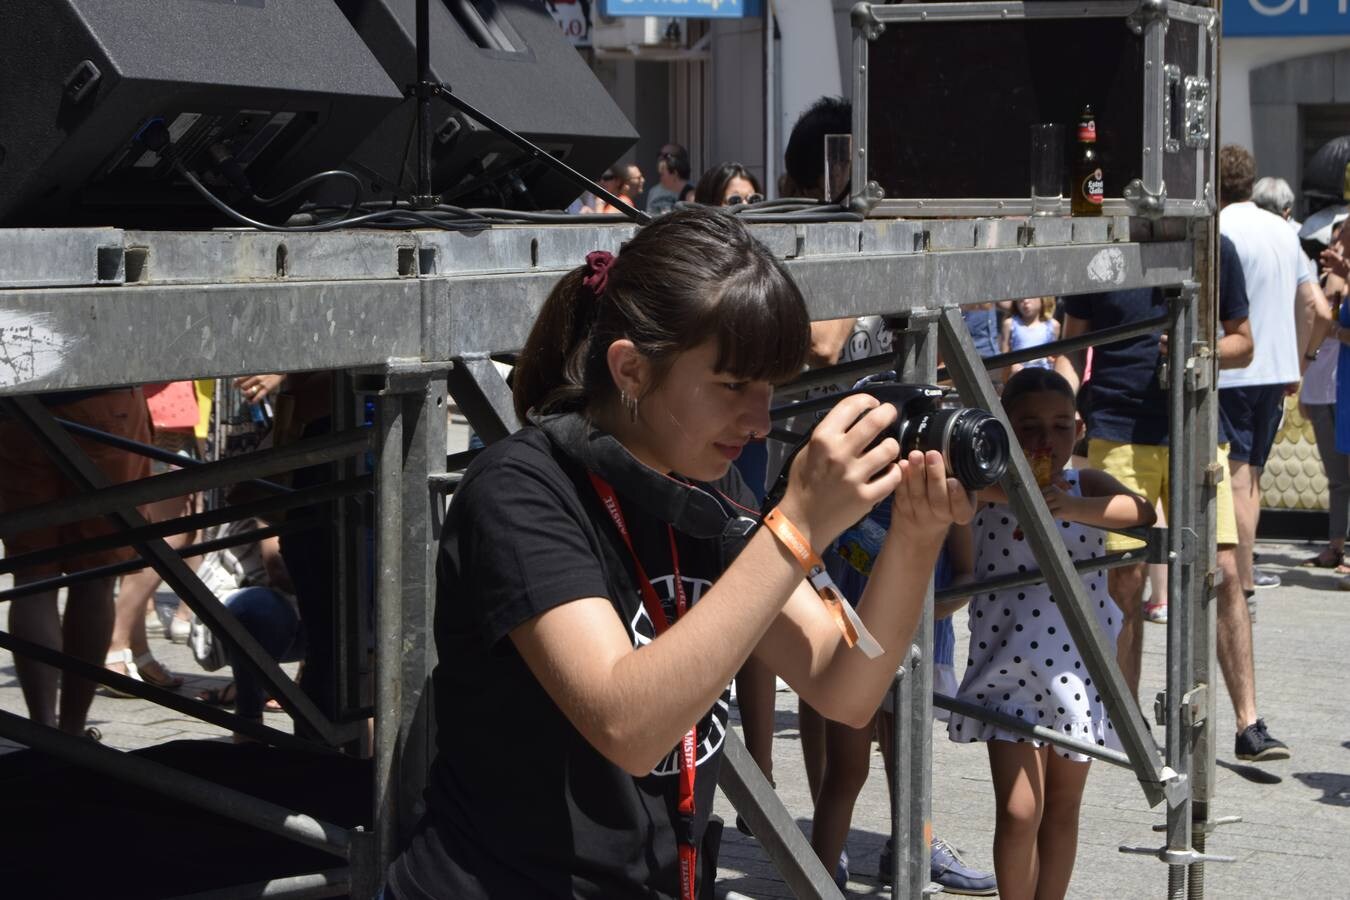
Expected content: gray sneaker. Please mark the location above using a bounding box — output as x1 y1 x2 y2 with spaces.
1252 569 1282 590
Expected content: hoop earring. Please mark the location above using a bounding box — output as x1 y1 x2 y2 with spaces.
621 391 638 422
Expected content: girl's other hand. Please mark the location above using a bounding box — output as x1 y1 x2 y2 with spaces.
780 394 903 551
890 450 975 544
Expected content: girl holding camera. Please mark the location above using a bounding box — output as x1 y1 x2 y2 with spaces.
384 208 973 899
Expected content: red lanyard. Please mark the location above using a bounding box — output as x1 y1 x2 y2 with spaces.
589 473 699 900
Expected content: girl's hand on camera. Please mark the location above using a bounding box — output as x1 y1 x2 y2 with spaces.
890 449 975 544
779 394 903 551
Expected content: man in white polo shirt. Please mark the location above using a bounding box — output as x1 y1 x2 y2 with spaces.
1218 145 1335 602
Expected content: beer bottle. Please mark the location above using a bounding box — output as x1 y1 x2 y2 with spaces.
1072 105 1104 216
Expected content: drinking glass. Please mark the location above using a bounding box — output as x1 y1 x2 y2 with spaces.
1030 124 1065 215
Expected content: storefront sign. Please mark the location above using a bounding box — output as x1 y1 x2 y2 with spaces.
546 0 593 47
1224 0 1350 36
602 0 760 19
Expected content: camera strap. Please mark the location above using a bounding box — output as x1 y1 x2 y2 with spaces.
763 508 884 659
589 472 699 900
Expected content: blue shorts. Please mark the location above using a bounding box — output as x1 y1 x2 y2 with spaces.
1218 384 1285 468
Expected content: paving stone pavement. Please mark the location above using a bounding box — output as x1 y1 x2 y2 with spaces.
2 540 1347 898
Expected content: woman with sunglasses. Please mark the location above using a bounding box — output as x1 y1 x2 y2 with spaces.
694 162 765 207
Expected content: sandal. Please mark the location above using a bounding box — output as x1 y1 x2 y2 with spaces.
1300 547 1344 569
1336 563 1350 576
132 652 183 689
195 682 237 707
100 649 139 698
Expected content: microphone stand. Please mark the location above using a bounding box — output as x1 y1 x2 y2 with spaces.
406 0 648 223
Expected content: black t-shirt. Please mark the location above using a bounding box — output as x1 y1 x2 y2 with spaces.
1064 234 1249 446
387 418 757 900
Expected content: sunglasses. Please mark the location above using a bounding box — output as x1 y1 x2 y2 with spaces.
725 193 764 206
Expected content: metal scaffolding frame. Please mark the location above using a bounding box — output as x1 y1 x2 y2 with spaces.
0 211 1227 898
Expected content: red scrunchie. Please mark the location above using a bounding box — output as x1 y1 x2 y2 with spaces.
582 250 615 297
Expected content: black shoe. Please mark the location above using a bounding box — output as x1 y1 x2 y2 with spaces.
1235 719 1290 762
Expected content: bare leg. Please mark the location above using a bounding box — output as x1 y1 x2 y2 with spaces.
8 582 63 728
876 708 896 816
1227 461 1261 592
735 656 776 782
987 741 1047 900
1108 563 1147 700
58 578 116 734
1215 546 1257 732
107 495 195 674
1034 753 1091 900
809 714 876 874
799 699 826 805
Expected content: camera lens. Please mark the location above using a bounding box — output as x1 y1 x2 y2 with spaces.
906 408 1010 490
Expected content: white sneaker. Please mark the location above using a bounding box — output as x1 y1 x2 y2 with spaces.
167 616 191 644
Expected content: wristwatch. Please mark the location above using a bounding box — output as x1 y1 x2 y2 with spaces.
1305 348 1319 361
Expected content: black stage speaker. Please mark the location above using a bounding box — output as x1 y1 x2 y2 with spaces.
337 0 637 210
0 0 403 227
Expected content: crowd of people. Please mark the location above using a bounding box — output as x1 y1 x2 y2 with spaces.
0 372 328 745
3 96 1341 900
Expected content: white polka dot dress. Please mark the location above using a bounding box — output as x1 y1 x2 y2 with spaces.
946 470 1121 762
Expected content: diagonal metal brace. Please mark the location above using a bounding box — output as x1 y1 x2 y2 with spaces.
445 353 519 445
1 396 361 747
718 730 844 899
0 424 371 541
937 308 1169 806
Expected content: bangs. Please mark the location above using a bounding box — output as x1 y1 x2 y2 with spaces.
703 259 811 384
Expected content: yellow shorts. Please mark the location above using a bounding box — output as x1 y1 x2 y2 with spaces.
1086 439 1238 551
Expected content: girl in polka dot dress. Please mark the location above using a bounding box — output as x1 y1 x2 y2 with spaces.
946 368 1154 900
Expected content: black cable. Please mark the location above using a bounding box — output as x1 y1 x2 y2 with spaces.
735 211 864 223
252 170 362 207
466 208 635 224
176 162 488 233
251 169 365 221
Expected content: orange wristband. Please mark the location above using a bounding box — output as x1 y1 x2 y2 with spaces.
764 507 883 658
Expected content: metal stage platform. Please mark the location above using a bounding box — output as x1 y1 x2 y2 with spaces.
0 213 1225 899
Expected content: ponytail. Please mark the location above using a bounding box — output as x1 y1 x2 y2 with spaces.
512 266 597 423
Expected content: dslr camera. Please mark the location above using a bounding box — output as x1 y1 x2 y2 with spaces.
766 378 1010 510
